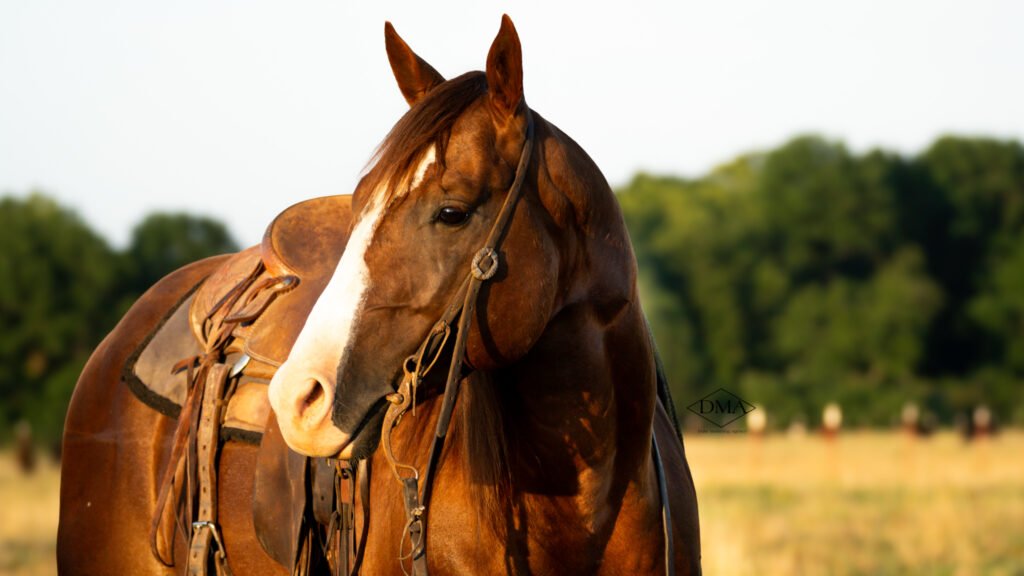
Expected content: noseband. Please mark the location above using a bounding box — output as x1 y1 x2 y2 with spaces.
375 110 676 576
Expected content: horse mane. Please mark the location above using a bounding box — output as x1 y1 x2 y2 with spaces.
362 71 488 206
454 371 514 535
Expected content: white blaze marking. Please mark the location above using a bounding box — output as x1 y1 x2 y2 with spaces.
268 146 440 455
408 146 436 193
283 145 439 385
282 194 386 386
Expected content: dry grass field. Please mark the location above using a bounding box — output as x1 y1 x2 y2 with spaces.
2 431 1022 575
687 430 1024 575
0 450 59 576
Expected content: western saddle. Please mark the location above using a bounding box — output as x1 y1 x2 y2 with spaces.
125 195 357 575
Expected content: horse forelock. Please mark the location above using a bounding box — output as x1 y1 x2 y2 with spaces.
360 71 489 209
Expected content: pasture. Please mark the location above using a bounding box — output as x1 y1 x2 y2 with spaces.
690 430 1024 575
2 431 1022 575
0 451 59 576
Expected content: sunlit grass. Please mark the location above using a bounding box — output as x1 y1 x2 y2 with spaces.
0 450 59 576
2 432 1023 575
687 430 1024 575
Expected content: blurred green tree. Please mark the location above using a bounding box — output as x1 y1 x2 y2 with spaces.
619 135 1024 427
0 194 239 445
913 137 1024 378
125 213 237 295
0 193 121 443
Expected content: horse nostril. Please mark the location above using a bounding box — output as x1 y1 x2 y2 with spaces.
302 382 324 410
294 378 330 422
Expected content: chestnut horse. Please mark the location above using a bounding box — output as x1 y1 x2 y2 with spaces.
58 16 700 575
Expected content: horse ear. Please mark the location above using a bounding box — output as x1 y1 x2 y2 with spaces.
384 22 445 107
486 14 524 119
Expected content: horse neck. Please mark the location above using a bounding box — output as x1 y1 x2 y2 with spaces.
369 301 659 571
457 118 658 538
504 285 657 500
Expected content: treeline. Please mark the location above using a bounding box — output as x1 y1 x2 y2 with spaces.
0 193 237 444
4 134 1023 442
619 135 1024 429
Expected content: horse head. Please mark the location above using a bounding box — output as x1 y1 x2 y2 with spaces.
269 15 637 463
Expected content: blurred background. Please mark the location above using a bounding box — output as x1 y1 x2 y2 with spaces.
2 1 1022 574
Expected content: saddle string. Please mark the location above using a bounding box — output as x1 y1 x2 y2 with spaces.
380 110 536 576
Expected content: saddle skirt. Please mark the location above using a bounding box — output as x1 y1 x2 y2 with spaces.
123 194 353 443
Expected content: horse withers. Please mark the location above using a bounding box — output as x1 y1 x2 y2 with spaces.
58 15 701 575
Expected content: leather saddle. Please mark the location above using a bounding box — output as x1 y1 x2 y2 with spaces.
125 194 352 442
194 191 354 372
123 195 354 573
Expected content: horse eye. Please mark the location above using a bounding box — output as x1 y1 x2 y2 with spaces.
436 206 471 226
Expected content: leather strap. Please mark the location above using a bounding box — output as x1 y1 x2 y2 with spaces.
353 459 370 574
188 363 234 576
150 264 300 570
150 366 204 565
380 111 536 576
400 477 428 576
309 458 367 576
329 460 354 576
313 458 337 527
652 435 675 576
336 480 351 576
293 526 313 576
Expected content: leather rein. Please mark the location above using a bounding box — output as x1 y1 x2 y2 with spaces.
372 109 676 575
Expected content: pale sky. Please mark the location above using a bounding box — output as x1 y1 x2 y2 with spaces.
1 1 1022 247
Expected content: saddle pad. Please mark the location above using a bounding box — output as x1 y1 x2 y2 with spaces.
124 288 273 444
124 291 202 418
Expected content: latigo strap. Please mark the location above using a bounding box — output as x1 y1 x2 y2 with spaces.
188 363 233 576
150 264 299 574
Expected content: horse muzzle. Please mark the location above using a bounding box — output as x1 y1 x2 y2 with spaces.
268 371 353 457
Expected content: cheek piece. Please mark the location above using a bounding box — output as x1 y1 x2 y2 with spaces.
380 110 534 575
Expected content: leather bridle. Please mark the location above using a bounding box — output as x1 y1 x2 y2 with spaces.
375 109 676 576
378 108 535 575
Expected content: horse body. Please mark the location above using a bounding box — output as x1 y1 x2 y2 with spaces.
59 15 700 575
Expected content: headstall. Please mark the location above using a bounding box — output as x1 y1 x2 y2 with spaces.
379 110 535 576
